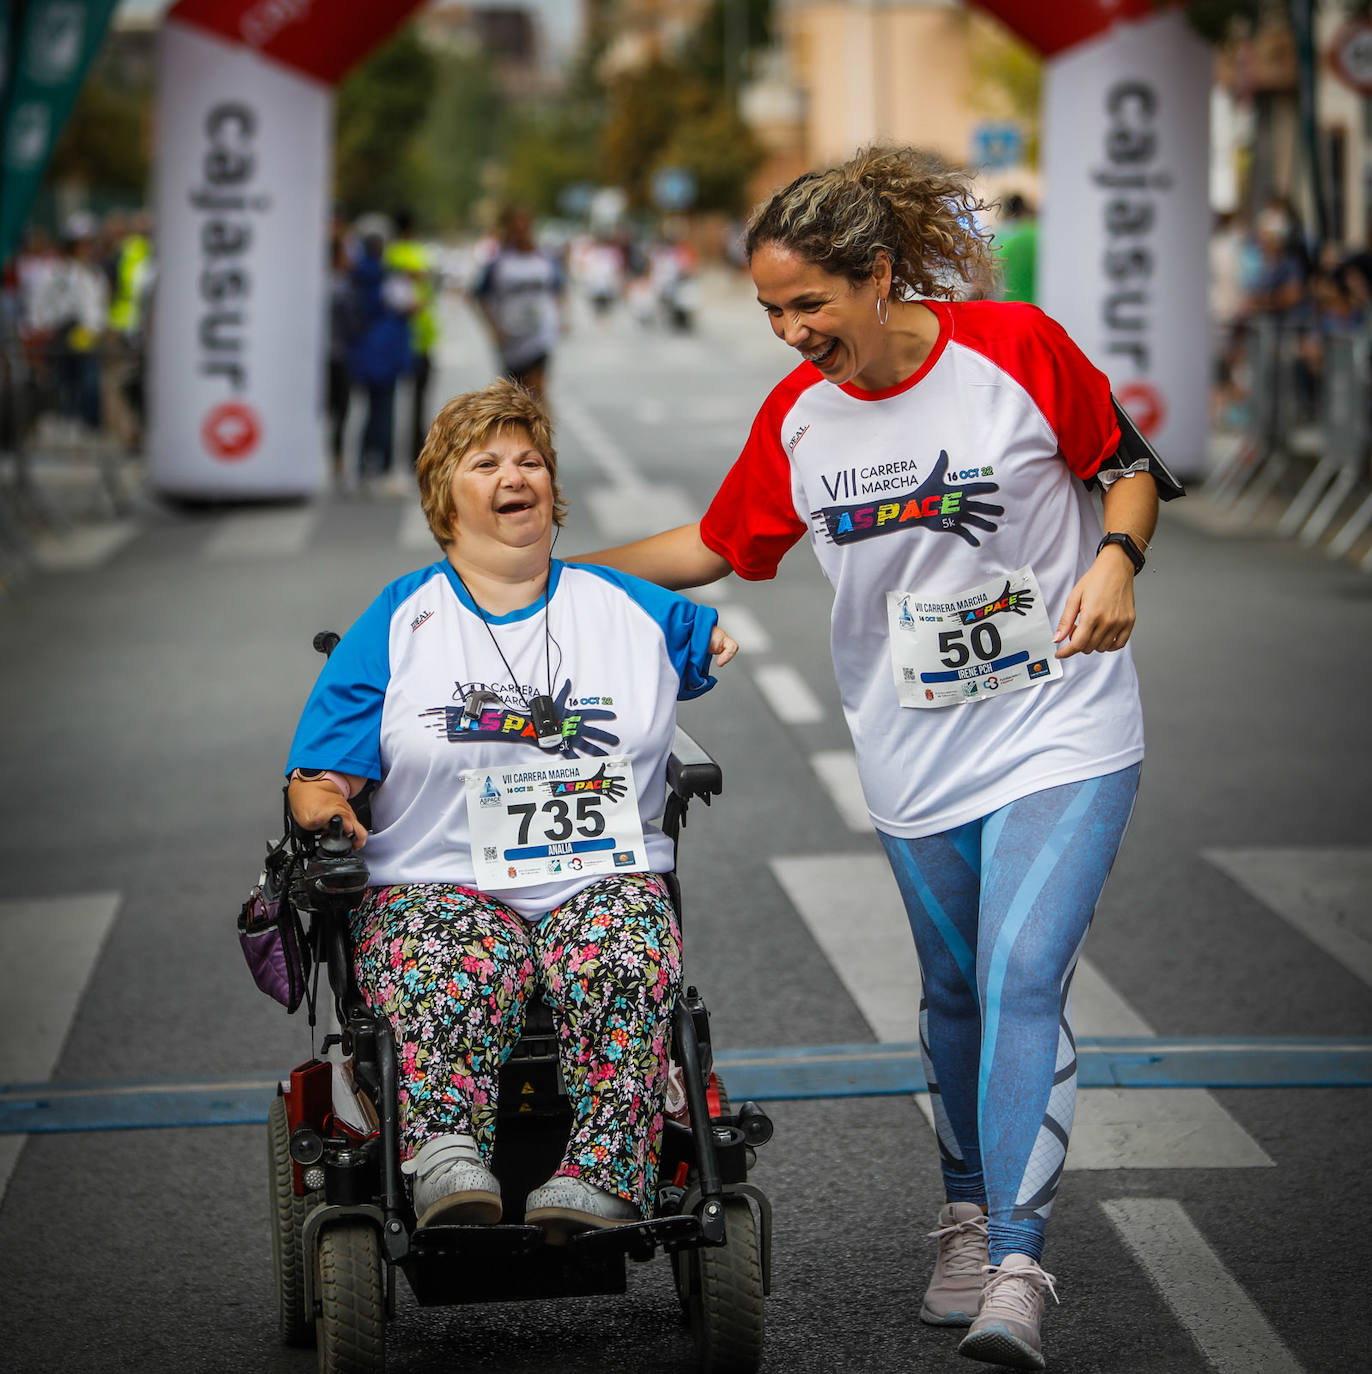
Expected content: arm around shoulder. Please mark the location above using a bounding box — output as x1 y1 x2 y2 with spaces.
569 522 733 592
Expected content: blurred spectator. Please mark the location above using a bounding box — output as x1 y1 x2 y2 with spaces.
384 209 440 468
103 209 153 451
993 192 1038 304
1245 202 1308 321
1210 209 1248 424
471 205 564 403
647 225 698 332
15 227 59 336
580 234 625 319
34 213 108 434
347 224 414 490
326 227 358 487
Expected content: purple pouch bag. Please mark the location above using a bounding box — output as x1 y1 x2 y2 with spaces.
237 840 309 1012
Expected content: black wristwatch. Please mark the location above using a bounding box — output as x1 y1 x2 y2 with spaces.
1097 531 1145 575
292 769 328 782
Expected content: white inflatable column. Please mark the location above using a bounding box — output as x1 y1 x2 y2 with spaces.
1038 9 1212 480
150 20 330 498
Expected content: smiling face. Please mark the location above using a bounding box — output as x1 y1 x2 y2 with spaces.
447 424 554 553
751 241 894 389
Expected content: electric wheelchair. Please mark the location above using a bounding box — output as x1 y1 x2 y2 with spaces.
263 634 774 1374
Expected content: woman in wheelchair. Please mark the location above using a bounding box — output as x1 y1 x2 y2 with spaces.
284 379 737 1240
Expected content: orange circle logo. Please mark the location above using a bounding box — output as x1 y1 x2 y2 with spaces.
1116 383 1165 437
202 402 261 461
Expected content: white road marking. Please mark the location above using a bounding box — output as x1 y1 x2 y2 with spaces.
202 508 315 561
556 394 643 489
770 853 1273 1169
752 664 825 724
30 522 138 570
1205 848 1372 988
583 484 700 541
1102 1198 1305 1373
398 501 436 552
0 893 122 1202
808 750 874 833
689 580 730 604
718 604 772 654
557 392 705 541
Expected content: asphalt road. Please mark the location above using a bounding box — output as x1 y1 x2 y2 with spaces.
1 276 1369 1374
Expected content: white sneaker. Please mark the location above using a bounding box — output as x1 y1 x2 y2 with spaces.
921 1202 989 1326
958 1253 1058 1370
523 1174 637 1244
401 1133 501 1227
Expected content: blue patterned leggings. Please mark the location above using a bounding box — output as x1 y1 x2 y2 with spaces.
878 764 1141 1264
349 872 682 1215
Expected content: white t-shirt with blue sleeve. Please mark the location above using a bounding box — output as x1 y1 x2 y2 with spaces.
287 559 718 918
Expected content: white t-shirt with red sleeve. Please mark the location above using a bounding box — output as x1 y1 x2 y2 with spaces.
700 299 1144 838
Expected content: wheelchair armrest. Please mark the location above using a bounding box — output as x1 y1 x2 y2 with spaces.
667 726 722 802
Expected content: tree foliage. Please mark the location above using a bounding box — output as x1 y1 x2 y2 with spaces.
411 46 508 229
597 55 764 215
679 0 774 89
334 29 438 217
46 71 148 197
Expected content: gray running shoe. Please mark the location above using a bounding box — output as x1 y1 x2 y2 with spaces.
523 1174 638 1244
401 1133 502 1228
957 1253 1059 1370
920 1202 990 1326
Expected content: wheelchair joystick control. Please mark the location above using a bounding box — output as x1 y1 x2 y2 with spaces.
308 816 369 900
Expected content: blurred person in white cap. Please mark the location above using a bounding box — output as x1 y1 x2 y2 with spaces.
34 212 109 434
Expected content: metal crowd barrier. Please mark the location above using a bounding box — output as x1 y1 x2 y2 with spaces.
1206 317 1372 570
0 333 142 589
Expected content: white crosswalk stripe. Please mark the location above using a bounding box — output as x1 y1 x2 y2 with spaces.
1102 1198 1304 1373
751 663 825 723
770 852 1274 1170
583 484 700 540
202 508 316 561
808 749 874 833
1205 847 1372 988
0 893 122 1204
718 604 773 654
30 521 139 571
398 501 436 552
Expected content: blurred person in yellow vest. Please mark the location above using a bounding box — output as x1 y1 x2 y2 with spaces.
104 209 153 450
384 210 439 468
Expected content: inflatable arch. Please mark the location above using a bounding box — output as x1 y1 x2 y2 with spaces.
150 0 1209 498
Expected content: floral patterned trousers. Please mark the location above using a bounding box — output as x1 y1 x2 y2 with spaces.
350 872 682 1215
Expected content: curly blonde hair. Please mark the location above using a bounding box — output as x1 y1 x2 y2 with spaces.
745 145 994 299
416 379 568 549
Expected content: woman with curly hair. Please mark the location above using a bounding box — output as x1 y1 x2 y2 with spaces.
581 145 1177 1370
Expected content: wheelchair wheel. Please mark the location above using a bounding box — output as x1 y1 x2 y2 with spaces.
268 1094 316 1348
315 1223 386 1374
683 1196 765 1374
670 1073 732 1317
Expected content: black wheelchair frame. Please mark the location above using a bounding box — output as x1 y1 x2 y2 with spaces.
267 636 774 1374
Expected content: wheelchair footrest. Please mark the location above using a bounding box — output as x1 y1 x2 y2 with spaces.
410 1223 545 1260
567 1211 703 1262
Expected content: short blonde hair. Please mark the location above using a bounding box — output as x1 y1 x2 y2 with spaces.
416 379 567 548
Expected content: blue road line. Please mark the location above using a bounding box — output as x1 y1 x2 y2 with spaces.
1 1036 1369 1135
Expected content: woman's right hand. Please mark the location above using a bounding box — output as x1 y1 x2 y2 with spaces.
287 779 369 849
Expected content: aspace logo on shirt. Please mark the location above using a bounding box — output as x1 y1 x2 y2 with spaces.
420 679 622 758
812 450 1003 549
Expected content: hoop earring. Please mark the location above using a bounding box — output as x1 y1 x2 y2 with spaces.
876 294 889 326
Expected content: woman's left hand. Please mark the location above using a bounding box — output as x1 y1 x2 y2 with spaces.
1054 550 1137 657
710 624 739 666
